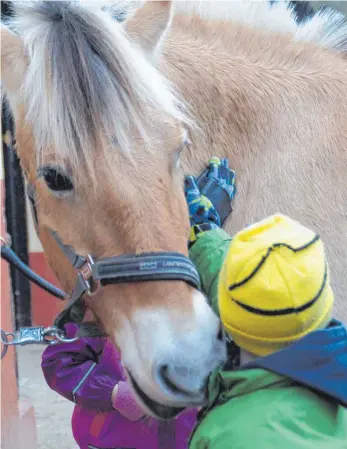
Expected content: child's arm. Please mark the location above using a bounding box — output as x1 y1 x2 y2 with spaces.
185 158 235 315
189 228 232 315
41 323 145 420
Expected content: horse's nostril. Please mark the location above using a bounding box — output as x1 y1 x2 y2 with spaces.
158 364 205 398
159 365 186 395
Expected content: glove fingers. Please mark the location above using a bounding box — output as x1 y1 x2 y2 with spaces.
207 157 221 180
219 159 232 183
187 157 236 228
185 175 197 190
184 176 200 201
220 162 236 192
207 163 219 180
226 170 236 198
209 157 221 166
228 169 236 188
221 158 229 170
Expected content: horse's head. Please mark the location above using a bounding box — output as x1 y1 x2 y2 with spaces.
1 1 225 417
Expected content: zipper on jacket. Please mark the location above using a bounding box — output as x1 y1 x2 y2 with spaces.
72 362 97 403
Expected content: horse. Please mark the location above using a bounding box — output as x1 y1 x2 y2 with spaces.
1 1 346 418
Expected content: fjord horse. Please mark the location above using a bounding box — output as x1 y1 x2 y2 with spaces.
1 1 346 416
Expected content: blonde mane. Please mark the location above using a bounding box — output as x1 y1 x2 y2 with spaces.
173 1 347 53
6 0 346 173
100 1 346 53
8 1 187 171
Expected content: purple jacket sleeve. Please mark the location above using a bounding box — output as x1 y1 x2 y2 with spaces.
41 323 124 412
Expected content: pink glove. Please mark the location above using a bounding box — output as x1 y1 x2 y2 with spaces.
112 381 146 421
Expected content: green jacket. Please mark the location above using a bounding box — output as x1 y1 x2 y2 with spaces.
188 229 347 449
189 368 347 449
189 228 232 315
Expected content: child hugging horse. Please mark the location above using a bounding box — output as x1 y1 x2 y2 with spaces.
184 160 347 449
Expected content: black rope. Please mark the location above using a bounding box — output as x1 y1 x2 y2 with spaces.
1 245 66 299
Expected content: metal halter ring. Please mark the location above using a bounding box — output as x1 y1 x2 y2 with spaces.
80 255 101 297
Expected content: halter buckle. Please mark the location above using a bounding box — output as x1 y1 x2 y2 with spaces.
80 255 101 297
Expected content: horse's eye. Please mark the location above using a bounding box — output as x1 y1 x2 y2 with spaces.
38 166 74 193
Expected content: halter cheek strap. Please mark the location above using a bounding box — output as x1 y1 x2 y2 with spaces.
26 183 201 331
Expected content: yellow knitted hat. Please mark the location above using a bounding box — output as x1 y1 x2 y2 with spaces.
218 214 333 357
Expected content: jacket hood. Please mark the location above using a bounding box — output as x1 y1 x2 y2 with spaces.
246 320 347 406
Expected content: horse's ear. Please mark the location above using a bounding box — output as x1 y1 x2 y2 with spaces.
1 25 27 102
125 1 173 58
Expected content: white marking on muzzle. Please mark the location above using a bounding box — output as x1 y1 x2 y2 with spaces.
114 290 224 407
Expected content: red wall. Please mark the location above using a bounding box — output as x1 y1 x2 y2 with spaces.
29 253 65 327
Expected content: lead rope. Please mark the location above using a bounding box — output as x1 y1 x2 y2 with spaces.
1 237 66 299
1 235 78 360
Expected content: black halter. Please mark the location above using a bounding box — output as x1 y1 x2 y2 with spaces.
26 184 201 331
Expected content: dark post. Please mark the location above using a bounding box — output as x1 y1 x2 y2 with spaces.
2 1 32 328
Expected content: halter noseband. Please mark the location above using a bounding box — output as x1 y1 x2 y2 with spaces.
26 184 201 331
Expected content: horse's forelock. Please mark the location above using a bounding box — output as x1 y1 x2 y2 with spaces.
10 1 187 173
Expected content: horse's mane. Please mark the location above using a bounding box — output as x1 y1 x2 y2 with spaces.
172 1 347 53
102 0 347 53
8 1 187 172
6 1 347 173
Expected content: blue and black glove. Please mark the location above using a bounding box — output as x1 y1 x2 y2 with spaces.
185 157 236 246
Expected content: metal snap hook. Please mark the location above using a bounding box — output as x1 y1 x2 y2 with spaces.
43 326 79 344
1 330 9 360
0 329 18 359
0 234 11 247
0 326 80 359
